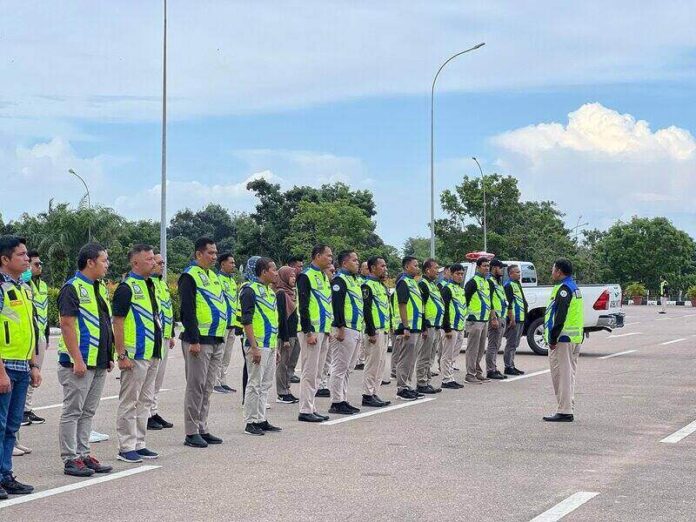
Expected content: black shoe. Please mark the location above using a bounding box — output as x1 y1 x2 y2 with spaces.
184 434 208 448
543 413 574 422
315 388 330 398
381 380 391 386
298 413 324 423
354 363 365 370
147 417 163 430
276 394 296 404
397 389 418 401
329 402 356 415
416 384 441 394
0 475 34 495
362 395 387 407
25 411 45 424
64 458 95 477
513 367 525 375
487 370 507 380
82 455 113 474
255 420 282 432
152 413 174 429
290 375 301 383
200 432 223 444
0 485 7 500
343 401 361 413
20 412 31 427
245 423 265 436
373 395 391 406
221 384 237 393
441 381 463 389
287 393 300 403
504 367 521 376
313 412 330 421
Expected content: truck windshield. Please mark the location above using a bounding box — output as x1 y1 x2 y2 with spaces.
520 263 537 285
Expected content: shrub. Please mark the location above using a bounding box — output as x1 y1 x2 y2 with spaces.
686 286 696 300
624 282 647 298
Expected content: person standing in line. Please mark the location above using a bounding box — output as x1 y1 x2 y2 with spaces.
659 278 669 314
240 257 261 405
275 266 300 405
328 251 364 415
297 245 334 423
543 259 584 422
240 257 282 436
361 256 391 408
389 269 406 382
57 243 113 477
354 261 370 371
112 244 162 463
0 236 42 498
416 259 443 395
430 265 450 378
178 237 227 448
316 264 335 398
148 252 175 430
464 257 494 385
391 257 425 401
285 256 304 384
439 264 467 389
503 264 527 376
215 253 239 394
486 259 509 380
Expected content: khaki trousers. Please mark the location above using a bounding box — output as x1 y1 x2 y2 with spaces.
244 346 275 424
24 337 47 411
357 335 367 365
363 330 388 396
329 328 362 403
549 342 580 414
440 330 464 383
116 358 160 452
298 332 330 414
485 318 507 373
430 333 442 373
276 337 299 396
217 329 236 386
393 333 421 391
465 321 488 379
182 341 224 436
390 335 401 378
320 346 332 390
151 340 170 416
416 328 440 386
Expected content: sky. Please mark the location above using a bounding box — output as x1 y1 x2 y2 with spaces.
2 0 696 250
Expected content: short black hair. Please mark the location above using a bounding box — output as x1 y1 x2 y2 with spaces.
423 258 438 271
311 244 330 259
0 236 26 265
367 256 385 272
507 264 519 275
402 256 418 269
450 263 465 273
77 243 106 270
128 243 153 262
337 250 355 267
554 258 573 276
27 249 40 260
476 257 490 267
218 252 234 264
287 255 304 266
195 237 215 253
255 257 274 276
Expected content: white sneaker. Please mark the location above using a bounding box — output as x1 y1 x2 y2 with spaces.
89 430 110 443
12 446 25 457
15 443 32 454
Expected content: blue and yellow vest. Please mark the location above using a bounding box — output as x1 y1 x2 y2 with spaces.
218 271 240 329
0 278 36 360
392 275 423 331
248 281 278 348
153 276 174 339
489 276 508 318
544 277 584 344
30 278 49 335
182 264 228 338
441 280 467 331
467 273 492 322
121 274 160 360
505 280 526 323
335 270 364 331
298 265 333 333
423 279 444 329
363 277 391 331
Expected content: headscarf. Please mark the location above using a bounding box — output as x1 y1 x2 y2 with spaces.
276 265 297 318
244 256 260 283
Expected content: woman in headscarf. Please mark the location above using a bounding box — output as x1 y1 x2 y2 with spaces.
240 257 260 404
275 266 299 404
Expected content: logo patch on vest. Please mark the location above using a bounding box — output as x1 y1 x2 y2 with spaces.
560 290 568 297
79 286 91 303
133 284 144 299
332 284 340 292
199 273 209 285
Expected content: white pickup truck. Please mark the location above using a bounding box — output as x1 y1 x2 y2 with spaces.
458 258 624 355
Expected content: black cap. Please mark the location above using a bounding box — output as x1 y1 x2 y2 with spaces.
490 258 507 268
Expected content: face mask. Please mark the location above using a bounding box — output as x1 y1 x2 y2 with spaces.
20 269 32 282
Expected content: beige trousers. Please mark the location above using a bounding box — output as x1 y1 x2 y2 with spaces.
363 330 388 396
24 337 47 411
182 341 224 436
465 321 488 379
298 332 330 414
416 328 440 386
440 330 464 383
217 329 236 386
243 346 275 424
329 328 362 403
151 340 170 416
393 333 421 391
549 342 580 414
116 358 160 452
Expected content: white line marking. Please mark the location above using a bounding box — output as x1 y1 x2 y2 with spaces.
660 420 696 444
530 491 600 522
504 369 550 382
598 350 637 360
623 322 640 326
34 389 171 411
321 398 436 425
0 465 160 509
656 317 673 321
608 332 641 338
660 338 687 346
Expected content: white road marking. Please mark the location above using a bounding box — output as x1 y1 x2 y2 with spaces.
504 369 550 382
623 322 640 326
321 398 436 425
608 332 641 338
34 389 171 411
598 350 637 360
0 465 160 509
530 491 600 522
660 338 687 346
660 419 696 444
656 317 673 321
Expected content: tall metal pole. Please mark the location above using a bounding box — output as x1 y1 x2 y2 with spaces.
160 0 168 278
471 157 487 252
68 168 92 241
430 43 485 258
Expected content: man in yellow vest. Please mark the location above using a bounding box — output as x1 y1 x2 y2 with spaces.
486 259 509 380
112 244 162 463
0 236 42 498
215 253 240 394
178 237 227 447
22 250 49 426
416 259 444 394
57 243 114 477
440 263 467 389
503 264 527 376
464 257 494 384
240 257 282 436
543 259 584 422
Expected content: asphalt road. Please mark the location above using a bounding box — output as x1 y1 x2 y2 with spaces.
2 306 695 521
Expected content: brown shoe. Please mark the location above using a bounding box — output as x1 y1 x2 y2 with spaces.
464 375 483 385
476 374 490 382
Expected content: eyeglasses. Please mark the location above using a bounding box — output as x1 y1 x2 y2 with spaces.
32 262 43 267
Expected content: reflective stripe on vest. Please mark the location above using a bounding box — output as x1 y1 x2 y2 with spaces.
30 279 49 330
298 266 333 334
0 280 35 360
363 277 390 331
183 265 228 338
441 280 467 331
336 271 364 331
391 276 423 331
467 274 491 322
489 277 507 316
505 280 526 322
122 275 158 360
544 277 584 344
218 272 240 328
424 279 444 328
249 282 278 348
153 277 174 339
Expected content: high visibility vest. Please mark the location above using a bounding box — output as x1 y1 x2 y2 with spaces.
335 271 364 331
218 271 240 328
544 277 584 344
423 279 444 328
0 279 35 360
489 277 507 317
121 274 160 360
392 275 423 331
182 264 228 338
363 277 391 331
660 280 668 294
30 279 49 332
249 281 278 348
467 273 492 322
505 280 526 322
441 280 467 331
58 273 112 366
153 276 174 339
297 265 333 334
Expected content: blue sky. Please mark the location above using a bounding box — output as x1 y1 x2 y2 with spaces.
2 1 696 250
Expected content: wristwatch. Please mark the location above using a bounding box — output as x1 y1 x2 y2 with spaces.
29 363 40 370
117 352 129 361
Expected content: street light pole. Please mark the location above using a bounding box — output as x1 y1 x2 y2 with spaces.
430 42 485 258
68 168 92 241
160 0 168 278
471 157 487 252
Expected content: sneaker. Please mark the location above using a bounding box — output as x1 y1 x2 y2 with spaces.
298 413 324 423
277 394 296 404
416 384 441 394
117 451 143 463
287 393 300 403
14 443 32 454
221 384 236 392
315 388 330 398
64 458 95 477
396 389 417 401
20 413 31 427
184 434 208 448
504 367 522 376
290 374 301 384
213 385 228 394
487 370 507 380
152 413 174 429
513 367 525 375
136 448 159 459
464 376 483 385
82 455 113 473
147 417 164 430
329 402 356 415
89 430 110 443
12 446 25 457
373 395 391 406
441 381 463 389
244 423 265 436
200 432 223 444
0 475 34 495
255 420 282 432
476 374 491 382
25 411 45 424
362 395 387 407
0 485 7 500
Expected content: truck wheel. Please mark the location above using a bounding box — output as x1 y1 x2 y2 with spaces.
526 317 548 356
